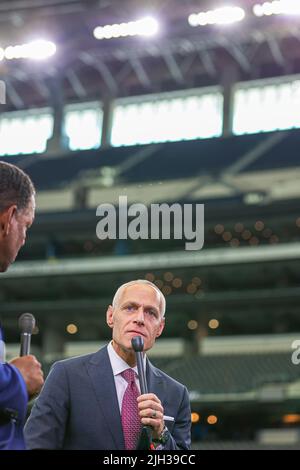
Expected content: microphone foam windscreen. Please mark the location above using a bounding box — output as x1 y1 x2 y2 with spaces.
131 335 144 352
18 313 36 334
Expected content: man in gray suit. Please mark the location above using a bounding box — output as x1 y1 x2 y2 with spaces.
24 280 191 450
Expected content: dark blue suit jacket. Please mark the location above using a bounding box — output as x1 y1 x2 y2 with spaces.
0 328 28 450
24 345 191 450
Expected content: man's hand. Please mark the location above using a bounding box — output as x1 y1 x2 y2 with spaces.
137 393 164 440
9 355 44 398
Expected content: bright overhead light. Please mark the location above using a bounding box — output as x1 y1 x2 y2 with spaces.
0 39 56 61
253 4 264 16
188 13 199 27
93 16 159 40
188 6 245 27
139 17 159 36
26 40 57 60
253 1 300 17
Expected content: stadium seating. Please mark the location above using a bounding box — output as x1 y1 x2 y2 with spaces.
152 352 300 395
245 129 300 172
2 130 296 190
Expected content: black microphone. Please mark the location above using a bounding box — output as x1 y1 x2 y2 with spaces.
19 313 35 356
131 336 152 450
131 335 148 395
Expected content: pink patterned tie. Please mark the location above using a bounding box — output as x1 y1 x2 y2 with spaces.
121 369 141 450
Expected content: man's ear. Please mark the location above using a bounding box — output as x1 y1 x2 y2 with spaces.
156 318 165 338
106 305 114 329
0 205 17 237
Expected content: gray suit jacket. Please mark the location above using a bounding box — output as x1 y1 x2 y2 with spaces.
24 346 191 450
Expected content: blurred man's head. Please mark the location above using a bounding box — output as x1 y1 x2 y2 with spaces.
0 162 35 272
106 280 166 361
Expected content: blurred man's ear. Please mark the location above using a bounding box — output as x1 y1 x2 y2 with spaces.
156 318 165 338
106 305 114 329
0 205 17 237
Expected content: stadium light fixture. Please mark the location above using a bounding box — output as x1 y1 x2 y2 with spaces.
93 16 159 40
0 40 56 61
188 6 245 27
253 1 300 17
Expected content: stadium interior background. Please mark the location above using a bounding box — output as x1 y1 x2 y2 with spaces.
1 0 300 449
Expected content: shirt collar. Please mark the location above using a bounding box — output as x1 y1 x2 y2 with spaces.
107 340 147 377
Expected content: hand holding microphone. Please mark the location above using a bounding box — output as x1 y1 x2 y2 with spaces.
9 313 44 398
131 336 165 448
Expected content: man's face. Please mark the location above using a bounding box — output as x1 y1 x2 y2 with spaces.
107 284 165 355
0 195 35 272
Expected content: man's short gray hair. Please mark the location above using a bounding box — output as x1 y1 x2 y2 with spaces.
112 279 166 318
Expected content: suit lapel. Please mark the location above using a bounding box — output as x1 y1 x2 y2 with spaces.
146 360 165 400
146 361 175 432
86 347 125 450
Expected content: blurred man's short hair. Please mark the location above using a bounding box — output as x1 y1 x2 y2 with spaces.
0 161 35 213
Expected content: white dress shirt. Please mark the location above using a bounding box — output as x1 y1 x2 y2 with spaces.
107 341 147 412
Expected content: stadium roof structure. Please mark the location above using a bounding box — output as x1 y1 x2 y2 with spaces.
1 0 300 109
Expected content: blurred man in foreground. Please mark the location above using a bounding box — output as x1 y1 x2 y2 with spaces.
25 280 191 450
0 161 44 450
